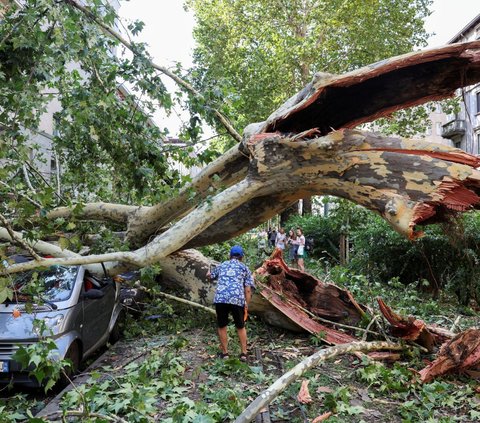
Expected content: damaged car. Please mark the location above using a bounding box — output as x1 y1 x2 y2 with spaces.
0 256 125 387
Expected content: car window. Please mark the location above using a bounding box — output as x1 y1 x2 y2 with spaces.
13 266 78 303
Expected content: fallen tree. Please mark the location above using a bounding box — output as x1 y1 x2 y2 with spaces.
4 41 480 280
2 2 480 335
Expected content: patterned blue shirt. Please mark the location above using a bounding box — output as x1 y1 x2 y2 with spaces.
211 259 255 307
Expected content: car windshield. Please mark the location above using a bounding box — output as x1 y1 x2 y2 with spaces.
12 266 78 303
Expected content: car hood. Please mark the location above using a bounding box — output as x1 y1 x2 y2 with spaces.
0 308 68 340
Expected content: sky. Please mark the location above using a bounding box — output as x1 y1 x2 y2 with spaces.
119 0 480 135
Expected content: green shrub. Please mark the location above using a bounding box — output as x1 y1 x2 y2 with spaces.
350 212 480 304
285 200 480 305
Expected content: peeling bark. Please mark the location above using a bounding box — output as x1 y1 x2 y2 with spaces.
260 41 480 135
254 250 366 343
377 298 454 351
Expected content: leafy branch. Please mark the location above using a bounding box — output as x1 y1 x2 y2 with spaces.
63 0 242 143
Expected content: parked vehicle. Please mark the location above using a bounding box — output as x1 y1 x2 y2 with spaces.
0 256 125 387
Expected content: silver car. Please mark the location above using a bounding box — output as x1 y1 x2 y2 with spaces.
0 258 124 386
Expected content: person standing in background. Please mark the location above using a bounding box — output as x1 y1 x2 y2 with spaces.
295 228 306 271
287 229 297 266
275 227 287 251
268 228 277 248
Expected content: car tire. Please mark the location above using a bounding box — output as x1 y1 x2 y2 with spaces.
109 310 126 344
58 341 80 388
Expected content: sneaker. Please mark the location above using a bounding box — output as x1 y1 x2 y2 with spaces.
217 352 229 359
239 353 248 362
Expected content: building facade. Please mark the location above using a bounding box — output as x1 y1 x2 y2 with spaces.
441 14 480 154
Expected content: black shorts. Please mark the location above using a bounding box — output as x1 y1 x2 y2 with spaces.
215 303 245 329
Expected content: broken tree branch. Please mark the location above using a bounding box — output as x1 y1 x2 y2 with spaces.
156 291 215 315
0 214 41 261
450 315 462 333
0 180 41 208
63 0 242 143
47 202 140 224
234 341 405 423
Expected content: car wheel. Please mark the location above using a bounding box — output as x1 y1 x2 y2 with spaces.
58 342 80 388
109 310 126 344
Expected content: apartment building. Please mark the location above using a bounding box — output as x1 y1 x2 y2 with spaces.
441 14 480 154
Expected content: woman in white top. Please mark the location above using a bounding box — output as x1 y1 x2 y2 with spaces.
295 228 306 271
275 228 287 250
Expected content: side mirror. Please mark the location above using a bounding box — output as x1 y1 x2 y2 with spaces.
83 289 105 300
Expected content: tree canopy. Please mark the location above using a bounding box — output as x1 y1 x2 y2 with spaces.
187 0 433 132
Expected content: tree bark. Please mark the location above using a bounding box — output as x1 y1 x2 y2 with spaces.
3 42 480 308
419 328 480 383
302 196 312 215
280 202 299 228
43 41 480 248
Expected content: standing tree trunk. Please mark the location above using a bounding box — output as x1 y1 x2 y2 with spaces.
280 202 299 228
302 197 312 215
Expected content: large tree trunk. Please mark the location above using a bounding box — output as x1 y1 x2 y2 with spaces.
50 41 480 244
302 196 312 215
160 249 366 341
4 42 480 302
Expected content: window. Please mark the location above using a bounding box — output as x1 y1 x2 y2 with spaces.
476 92 480 114
454 140 462 150
477 134 480 155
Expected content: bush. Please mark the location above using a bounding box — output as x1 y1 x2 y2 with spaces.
349 212 480 304
286 203 480 305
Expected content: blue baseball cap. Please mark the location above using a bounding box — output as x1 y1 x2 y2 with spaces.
230 245 244 257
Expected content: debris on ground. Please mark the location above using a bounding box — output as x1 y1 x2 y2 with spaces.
419 328 480 383
255 249 366 344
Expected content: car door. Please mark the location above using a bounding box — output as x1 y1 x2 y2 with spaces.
81 279 116 354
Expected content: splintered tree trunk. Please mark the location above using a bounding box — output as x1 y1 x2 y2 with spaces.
160 248 365 343
377 298 454 351
254 250 365 343
5 42 480 336
419 328 480 383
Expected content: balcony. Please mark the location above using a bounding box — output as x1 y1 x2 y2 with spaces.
441 119 466 139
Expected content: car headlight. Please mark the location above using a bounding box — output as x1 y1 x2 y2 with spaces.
44 314 65 329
